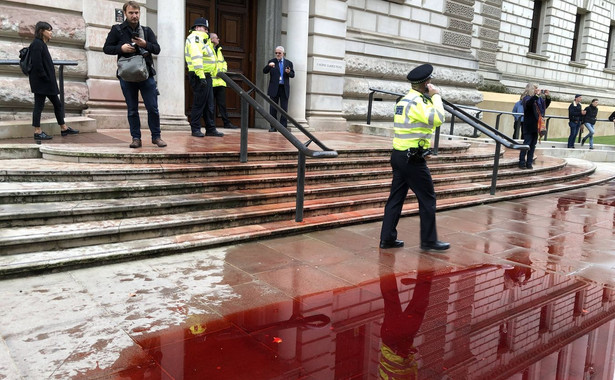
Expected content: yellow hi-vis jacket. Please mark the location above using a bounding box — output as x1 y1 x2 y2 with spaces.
392 88 445 151
212 45 227 88
184 30 216 79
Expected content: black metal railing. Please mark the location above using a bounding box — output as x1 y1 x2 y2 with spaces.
367 88 529 195
451 104 613 144
218 71 338 222
0 59 78 107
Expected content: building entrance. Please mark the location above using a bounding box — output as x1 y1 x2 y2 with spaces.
185 0 257 128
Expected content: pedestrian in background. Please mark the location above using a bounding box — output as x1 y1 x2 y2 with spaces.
567 94 585 149
582 98 598 149
184 18 224 138
28 21 79 141
210 33 237 129
512 96 524 139
519 83 550 170
263 46 294 132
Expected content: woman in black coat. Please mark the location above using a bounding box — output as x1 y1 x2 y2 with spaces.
29 21 78 140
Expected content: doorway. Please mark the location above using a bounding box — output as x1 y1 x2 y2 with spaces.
185 0 257 127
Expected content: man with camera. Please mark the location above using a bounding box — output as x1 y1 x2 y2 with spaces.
379 64 450 252
103 1 166 148
184 18 224 138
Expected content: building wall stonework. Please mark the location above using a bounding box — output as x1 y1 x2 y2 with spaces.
0 2 88 121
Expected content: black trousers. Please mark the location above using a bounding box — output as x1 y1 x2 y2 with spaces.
380 150 438 244
32 93 64 127
269 84 289 128
213 85 231 126
188 72 215 133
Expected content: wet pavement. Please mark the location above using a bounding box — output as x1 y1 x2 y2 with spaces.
1 174 615 379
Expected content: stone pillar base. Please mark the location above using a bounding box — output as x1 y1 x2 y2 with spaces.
306 116 348 132
160 114 189 130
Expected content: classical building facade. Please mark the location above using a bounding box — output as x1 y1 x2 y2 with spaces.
1 0 615 133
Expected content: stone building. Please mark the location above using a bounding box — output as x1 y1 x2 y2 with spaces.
1 0 614 135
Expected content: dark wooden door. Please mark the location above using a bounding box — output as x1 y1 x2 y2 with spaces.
186 0 256 127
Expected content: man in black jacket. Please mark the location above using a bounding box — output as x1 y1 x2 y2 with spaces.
103 1 166 148
567 94 585 149
263 46 294 132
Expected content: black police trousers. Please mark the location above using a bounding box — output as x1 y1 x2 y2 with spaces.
188 72 215 133
380 149 438 245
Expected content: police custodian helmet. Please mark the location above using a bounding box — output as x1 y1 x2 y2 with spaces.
407 64 433 84
192 17 209 29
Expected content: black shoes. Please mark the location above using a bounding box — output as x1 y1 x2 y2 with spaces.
205 129 224 137
61 127 79 136
129 138 142 148
268 127 276 132
223 123 239 129
420 240 450 252
379 239 404 249
34 131 52 140
526 164 533 169
191 131 205 137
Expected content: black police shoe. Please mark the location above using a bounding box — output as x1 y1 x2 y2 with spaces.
191 131 205 137
205 129 224 137
379 240 404 249
420 240 450 252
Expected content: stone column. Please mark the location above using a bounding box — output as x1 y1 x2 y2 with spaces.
286 0 309 127
156 0 189 129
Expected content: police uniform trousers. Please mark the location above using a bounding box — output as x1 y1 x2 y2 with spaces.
380 149 438 244
188 72 215 133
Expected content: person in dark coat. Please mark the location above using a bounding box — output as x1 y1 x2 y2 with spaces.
263 46 294 132
518 82 550 170
29 21 79 140
581 99 598 149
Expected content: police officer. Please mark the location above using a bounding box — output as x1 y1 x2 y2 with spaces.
211 33 238 129
184 17 224 137
379 64 450 252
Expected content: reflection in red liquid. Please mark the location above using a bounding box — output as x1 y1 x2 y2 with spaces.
75 263 615 379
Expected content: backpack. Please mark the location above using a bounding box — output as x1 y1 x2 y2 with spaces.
18 47 32 76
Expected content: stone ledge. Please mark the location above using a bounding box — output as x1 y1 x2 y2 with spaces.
0 116 97 139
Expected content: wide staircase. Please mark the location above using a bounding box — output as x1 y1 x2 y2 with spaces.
0 130 612 278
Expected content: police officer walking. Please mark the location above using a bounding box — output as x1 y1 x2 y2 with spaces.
379 64 450 252
184 18 224 137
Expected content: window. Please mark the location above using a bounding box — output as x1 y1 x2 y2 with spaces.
539 304 553 333
605 24 615 68
571 11 588 62
574 290 586 317
529 0 545 53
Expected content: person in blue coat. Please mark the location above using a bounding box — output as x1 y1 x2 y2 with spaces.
28 21 79 140
512 96 524 139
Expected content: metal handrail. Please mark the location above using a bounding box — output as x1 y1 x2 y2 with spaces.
367 88 529 195
0 59 78 107
218 71 338 222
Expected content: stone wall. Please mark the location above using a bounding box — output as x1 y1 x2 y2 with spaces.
0 1 88 121
497 0 615 104
341 0 482 127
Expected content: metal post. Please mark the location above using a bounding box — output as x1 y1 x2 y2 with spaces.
295 151 306 222
473 111 482 138
240 97 248 163
59 64 65 106
433 126 440 156
495 113 502 131
490 142 501 195
367 91 374 125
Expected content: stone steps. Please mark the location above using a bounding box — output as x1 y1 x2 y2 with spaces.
0 166 611 277
0 135 611 277
0 158 597 255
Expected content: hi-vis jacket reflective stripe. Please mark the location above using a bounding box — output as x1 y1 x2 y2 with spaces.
392 88 445 151
184 30 216 79
212 46 227 87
